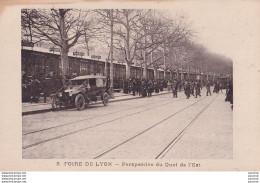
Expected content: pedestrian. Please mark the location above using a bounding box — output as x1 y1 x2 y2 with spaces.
190 81 195 96
147 80 153 97
225 81 233 109
184 80 191 99
159 80 163 91
226 81 230 96
41 77 48 103
219 82 223 93
137 78 141 96
167 80 171 92
129 77 133 94
206 81 211 96
171 79 178 98
225 81 233 103
154 80 159 93
141 79 147 97
178 80 182 91
195 80 201 98
123 79 129 94
30 77 40 103
214 81 220 93
132 78 137 96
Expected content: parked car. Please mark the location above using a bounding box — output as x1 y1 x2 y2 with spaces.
50 75 110 110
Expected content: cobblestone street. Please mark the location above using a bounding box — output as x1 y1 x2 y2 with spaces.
22 89 232 159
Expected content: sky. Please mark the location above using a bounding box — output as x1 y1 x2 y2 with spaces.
168 1 260 62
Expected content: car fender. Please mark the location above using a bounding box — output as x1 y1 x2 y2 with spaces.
73 92 90 102
101 90 109 100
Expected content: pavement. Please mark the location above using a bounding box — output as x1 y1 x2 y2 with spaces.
22 89 171 116
22 89 233 159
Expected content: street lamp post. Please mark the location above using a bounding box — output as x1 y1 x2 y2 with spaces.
109 9 114 99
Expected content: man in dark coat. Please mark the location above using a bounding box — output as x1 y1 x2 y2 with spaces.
154 80 159 93
195 80 201 98
184 80 191 99
141 79 147 97
41 77 48 103
225 81 233 103
213 81 220 93
147 80 153 97
171 80 178 98
190 81 195 96
206 81 211 96
136 79 141 96
128 77 133 94
30 77 40 103
132 78 137 96
123 79 129 94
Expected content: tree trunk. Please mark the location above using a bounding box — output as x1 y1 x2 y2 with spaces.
59 10 69 83
60 46 69 83
86 40 90 56
142 26 148 79
188 66 190 80
143 57 148 79
153 68 157 79
181 68 184 81
125 63 131 79
163 45 166 80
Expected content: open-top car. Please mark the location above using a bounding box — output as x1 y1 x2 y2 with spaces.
50 75 110 110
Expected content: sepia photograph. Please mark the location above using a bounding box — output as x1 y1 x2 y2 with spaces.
21 8 233 159
0 0 259 172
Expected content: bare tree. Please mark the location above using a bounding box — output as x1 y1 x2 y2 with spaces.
22 9 89 82
111 9 142 79
21 9 43 46
134 10 193 79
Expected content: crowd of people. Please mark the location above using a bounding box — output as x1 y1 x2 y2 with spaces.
22 72 63 103
122 78 167 97
122 77 233 110
22 71 233 110
181 79 233 109
122 78 206 99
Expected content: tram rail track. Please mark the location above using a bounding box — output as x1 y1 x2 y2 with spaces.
23 94 179 136
23 95 186 150
92 96 207 159
155 94 219 159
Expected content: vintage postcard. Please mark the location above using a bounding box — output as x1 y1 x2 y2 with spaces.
0 0 260 171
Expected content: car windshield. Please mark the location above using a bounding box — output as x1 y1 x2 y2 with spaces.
71 79 87 86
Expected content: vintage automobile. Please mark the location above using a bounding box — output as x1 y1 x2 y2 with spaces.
50 75 110 110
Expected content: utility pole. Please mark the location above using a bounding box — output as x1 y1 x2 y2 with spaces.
181 60 183 81
109 9 114 98
163 44 167 80
105 58 108 77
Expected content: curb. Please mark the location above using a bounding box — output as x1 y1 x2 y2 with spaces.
22 108 53 116
22 91 171 116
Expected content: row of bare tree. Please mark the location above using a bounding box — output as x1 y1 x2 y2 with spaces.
21 9 232 84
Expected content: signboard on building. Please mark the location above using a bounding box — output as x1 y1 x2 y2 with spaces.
49 46 60 53
73 51 84 57
91 55 101 60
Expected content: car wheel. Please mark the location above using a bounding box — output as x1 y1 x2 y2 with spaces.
75 94 85 110
102 92 109 106
52 97 61 110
